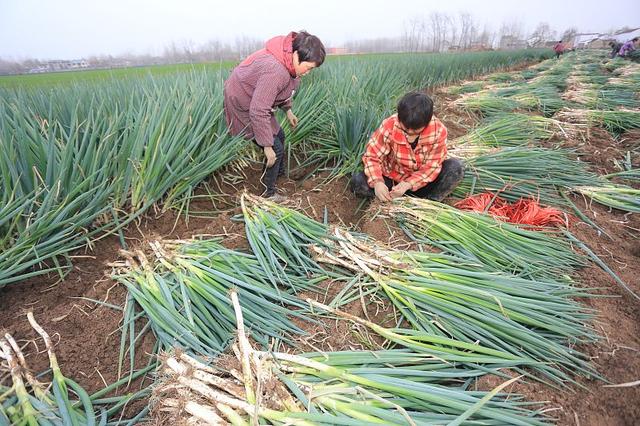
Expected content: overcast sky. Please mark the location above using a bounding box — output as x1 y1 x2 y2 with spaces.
1 0 638 60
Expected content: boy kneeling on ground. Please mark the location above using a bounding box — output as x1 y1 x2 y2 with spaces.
351 91 464 202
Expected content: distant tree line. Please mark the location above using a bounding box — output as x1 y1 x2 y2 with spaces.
351 14 585 53
0 36 264 75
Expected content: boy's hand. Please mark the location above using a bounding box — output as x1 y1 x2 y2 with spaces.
390 181 412 198
286 110 298 129
264 146 277 168
374 182 393 202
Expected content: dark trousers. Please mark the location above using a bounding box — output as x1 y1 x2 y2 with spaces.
257 129 286 197
350 158 465 202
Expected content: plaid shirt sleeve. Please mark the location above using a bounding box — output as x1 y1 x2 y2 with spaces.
362 121 391 187
405 122 448 191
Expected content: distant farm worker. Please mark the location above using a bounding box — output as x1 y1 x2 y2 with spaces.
619 37 639 59
608 40 623 58
553 40 565 59
350 92 464 203
224 31 325 200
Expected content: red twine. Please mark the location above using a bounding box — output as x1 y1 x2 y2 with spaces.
454 193 566 228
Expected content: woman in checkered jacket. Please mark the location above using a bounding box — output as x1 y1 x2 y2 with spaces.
350 92 464 203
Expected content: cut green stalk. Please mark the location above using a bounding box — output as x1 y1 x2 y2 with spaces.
389 197 583 279
152 291 549 425
114 238 314 356
451 146 603 205
452 113 562 148
238 203 599 383
240 193 340 288
573 184 640 213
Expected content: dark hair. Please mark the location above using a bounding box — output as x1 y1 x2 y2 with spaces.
633 37 639 42
397 92 434 130
293 31 326 66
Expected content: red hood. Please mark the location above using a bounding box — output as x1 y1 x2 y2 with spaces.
240 32 297 77
265 32 297 77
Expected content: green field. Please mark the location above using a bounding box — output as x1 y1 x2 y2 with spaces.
0 50 550 88
0 61 237 87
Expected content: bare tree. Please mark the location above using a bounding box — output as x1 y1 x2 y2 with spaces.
428 12 451 52
448 15 459 49
499 20 525 40
402 17 423 52
498 19 526 49
529 22 557 47
560 27 578 43
458 13 477 49
345 37 404 53
179 40 197 63
200 39 236 61
234 36 262 59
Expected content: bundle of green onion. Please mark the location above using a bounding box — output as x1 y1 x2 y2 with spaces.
574 184 640 213
487 72 519 83
451 146 603 205
511 85 565 116
236 202 598 383
454 93 522 115
388 197 583 279
152 292 549 425
604 168 640 184
240 193 336 288
447 81 485 95
592 110 640 135
558 109 640 135
306 299 576 385
113 238 313 356
314 228 597 382
452 113 561 148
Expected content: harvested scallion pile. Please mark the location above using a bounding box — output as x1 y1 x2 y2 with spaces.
152 291 549 425
388 197 583 279
114 238 314 356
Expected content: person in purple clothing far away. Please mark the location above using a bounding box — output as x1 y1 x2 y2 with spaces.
223 31 326 200
618 37 639 59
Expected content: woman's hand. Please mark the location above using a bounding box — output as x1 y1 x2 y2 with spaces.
374 182 393 202
390 181 412 199
286 110 298 129
264 146 277 168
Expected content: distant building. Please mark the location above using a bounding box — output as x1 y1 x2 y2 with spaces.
565 33 604 49
608 27 640 43
468 41 491 51
577 28 640 50
28 59 90 73
327 47 348 55
499 35 527 50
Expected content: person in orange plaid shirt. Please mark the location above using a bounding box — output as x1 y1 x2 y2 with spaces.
350 92 464 202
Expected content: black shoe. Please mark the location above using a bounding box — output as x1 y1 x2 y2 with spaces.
350 172 375 198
